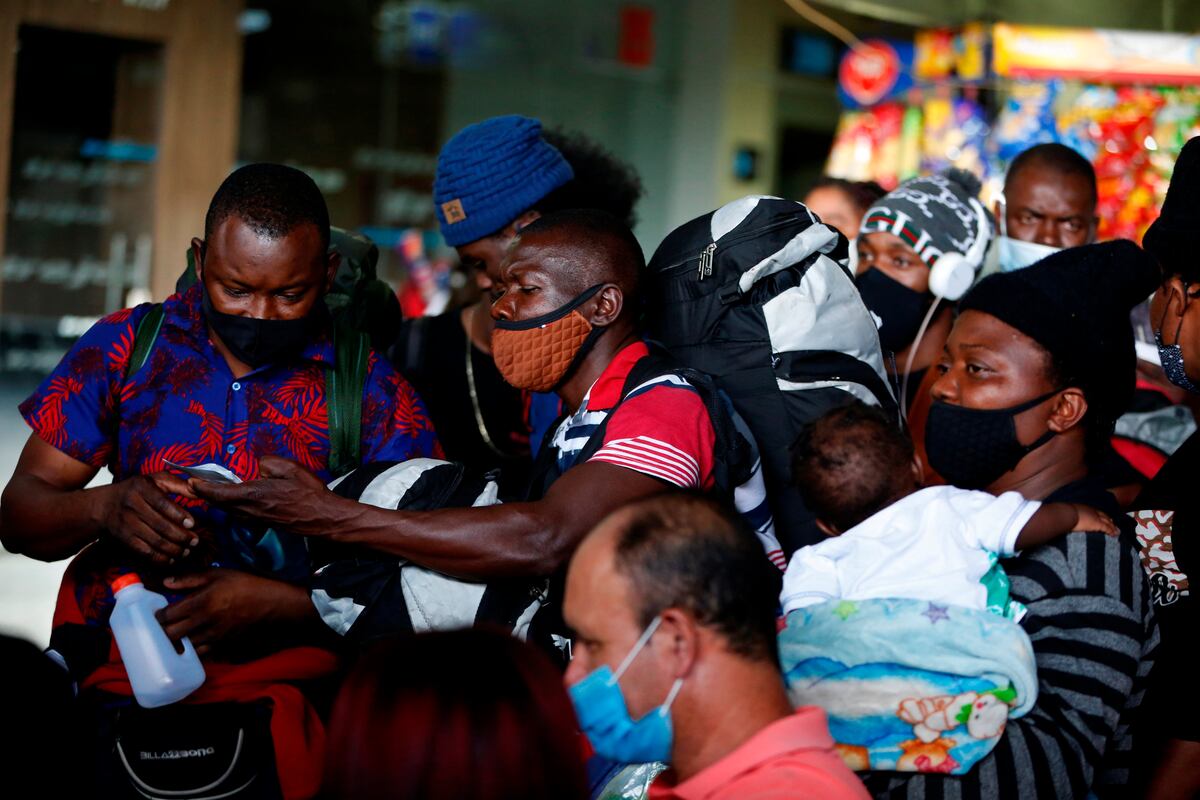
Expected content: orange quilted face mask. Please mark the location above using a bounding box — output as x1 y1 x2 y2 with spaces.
492 284 605 392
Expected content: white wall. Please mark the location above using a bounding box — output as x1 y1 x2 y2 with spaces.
440 0 736 248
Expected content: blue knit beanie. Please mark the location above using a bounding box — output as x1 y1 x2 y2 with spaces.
433 115 574 247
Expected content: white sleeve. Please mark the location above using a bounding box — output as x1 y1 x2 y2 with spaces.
780 544 842 614
947 488 1041 557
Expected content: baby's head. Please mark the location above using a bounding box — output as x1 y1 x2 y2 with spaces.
791 400 921 535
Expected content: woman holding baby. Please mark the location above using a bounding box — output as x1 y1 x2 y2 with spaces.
861 239 1159 798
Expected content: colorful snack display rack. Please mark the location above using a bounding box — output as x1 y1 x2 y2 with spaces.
826 24 1200 240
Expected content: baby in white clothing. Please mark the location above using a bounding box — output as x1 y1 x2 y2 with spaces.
781 401 1117 618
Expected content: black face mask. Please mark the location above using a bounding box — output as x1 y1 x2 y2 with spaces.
924 390 1060 489
201 286 323 368
855 268 933 353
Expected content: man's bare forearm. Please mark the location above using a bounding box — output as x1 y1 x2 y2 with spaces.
327 498 570 579
0 473 112 560
256 580 337 645
303 462 666 580
195 459 669 580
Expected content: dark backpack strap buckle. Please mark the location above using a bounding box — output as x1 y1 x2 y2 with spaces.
718 282 743 305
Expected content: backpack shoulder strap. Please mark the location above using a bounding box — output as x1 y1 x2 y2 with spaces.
525 348 754 501
394 316 429 378
576 348 752 497
523 356 667 502
666 365 754 499
525 413 569 502
326 323 370 478
125 304 164 381
570 351 676 467
637 344 755 496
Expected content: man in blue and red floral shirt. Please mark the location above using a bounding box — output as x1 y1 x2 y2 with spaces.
1 164 440 666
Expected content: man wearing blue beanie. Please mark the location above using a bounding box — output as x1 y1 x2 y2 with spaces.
390 116 642 497
434 115 575 249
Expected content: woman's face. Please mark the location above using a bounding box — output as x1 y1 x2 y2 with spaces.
804 186 863 239
1151 276 1200 385
930 310 1062 443
857 232 929 294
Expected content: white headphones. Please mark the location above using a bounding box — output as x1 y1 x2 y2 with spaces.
927 197 989 301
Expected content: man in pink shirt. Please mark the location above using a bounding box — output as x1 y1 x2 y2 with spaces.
563 493 868 799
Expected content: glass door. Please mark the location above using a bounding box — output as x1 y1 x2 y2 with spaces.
1 25 163 375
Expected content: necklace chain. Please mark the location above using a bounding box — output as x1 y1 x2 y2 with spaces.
465 304 510 458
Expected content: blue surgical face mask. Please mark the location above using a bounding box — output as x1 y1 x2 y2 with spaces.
997 235 1060 273
568 616 684 764
1156 290 1200 393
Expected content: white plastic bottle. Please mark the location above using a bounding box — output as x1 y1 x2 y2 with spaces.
109 573 206 708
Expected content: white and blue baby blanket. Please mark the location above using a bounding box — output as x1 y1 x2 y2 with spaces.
779 597 1038 774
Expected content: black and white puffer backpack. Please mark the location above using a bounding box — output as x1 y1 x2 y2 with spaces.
644 195 896 554
311 459 558 653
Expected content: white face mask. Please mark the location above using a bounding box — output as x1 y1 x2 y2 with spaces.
995 194 1061 272
997 235 1060 273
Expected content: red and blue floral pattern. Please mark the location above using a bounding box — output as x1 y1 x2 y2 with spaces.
21 283 441 579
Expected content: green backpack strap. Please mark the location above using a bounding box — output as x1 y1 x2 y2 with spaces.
125 304 164 381
325 322 370 478
126 299 367 478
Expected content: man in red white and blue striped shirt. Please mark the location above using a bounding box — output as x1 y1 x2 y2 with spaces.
192 209 782 635
548 339 782 569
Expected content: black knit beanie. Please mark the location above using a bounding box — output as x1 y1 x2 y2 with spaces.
1144 135 1200 283
958 239 1160 432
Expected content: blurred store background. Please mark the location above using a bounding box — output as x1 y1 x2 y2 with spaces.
3 0 1200 643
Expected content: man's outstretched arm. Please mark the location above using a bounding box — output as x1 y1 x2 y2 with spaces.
191 455 669 579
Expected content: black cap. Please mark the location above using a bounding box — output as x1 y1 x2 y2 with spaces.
1144 135 1200 282
959 240 1159 432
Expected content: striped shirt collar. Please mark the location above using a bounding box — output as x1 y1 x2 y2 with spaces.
576 340 651 413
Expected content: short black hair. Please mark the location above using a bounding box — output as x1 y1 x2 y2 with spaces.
205 163 331 250
1005 143 1098 207
1036 341 1114 463
537 129 644 230
808 176 887 215
517 208 643 303
609 492 781 663
791 400 917 533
